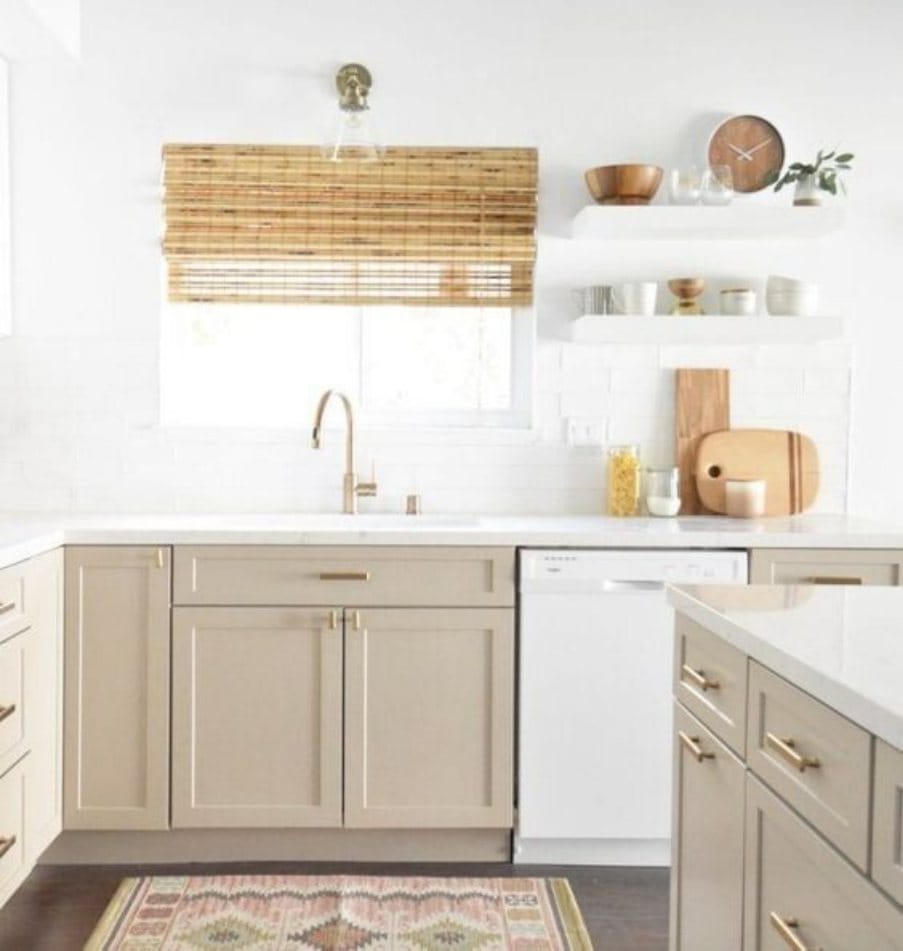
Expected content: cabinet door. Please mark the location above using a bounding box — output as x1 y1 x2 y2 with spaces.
64 547 170 830
744 774 903 951
669 704 745 951
24 549 63 859
749 548 903 585
172 607 343 828
344 608 514 829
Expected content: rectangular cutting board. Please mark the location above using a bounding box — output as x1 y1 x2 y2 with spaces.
695 429 820 516
675 369 731 515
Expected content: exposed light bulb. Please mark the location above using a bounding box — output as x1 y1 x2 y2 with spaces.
324 63 384 163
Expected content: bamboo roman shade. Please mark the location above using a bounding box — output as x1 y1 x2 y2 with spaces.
162 145 538 307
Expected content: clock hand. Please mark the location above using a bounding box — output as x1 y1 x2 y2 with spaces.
728 143 754 162
746 137 774 156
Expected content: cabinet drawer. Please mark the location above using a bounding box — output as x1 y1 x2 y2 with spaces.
744 775 903 951
874 740 903 906
674 614 747 756
173 546 515 607
747 660 871 870
0 757 26 901
0 629 28 774
749 548 903 585
0 562 28 644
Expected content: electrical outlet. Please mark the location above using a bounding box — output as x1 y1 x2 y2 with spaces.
566 419 606 448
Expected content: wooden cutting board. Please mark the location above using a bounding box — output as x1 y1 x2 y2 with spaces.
695 429 820 515
675 369 731 514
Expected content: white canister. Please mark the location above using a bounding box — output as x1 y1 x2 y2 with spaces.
581 286 615 315
614 282 658 316
725 479 767 518
720 288 757 316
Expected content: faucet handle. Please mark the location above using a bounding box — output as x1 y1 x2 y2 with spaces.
356 461 378 498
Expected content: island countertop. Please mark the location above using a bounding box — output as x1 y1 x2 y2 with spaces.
668 583 903 750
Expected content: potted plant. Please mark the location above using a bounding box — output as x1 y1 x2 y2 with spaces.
770 148 854 206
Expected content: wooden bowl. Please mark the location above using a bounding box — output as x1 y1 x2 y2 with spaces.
584 164 664 205
668 278 706 300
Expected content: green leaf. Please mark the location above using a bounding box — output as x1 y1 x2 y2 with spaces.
835 152 854 163
822 150 836 160
835 163 852 170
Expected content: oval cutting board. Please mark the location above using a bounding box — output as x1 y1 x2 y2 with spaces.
695 429 820 516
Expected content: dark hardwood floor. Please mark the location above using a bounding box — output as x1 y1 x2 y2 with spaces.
0 861 669 950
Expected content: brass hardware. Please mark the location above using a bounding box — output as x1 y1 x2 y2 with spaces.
156 548 164 569
319 571 371 582
311 390 379 514
805 576 863 585
352 610 362 631
681 663 720 692
0 835 16 860
0 704 16 725
0 602 14 616
336 63 373 113
678 731 715 763
770 912 815 951
766 732 821 772
406 494 422 515
328 610 339 631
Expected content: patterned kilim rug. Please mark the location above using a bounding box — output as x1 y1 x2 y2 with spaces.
84 875 593 951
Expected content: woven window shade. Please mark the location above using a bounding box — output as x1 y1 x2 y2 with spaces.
162 144 538 307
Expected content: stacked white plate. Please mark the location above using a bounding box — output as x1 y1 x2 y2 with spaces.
766 276 819 316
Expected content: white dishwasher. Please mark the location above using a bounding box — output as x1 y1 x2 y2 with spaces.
516 548 747 866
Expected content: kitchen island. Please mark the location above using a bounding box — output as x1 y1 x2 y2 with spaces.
668 583 903 951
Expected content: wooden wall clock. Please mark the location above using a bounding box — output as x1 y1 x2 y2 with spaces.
708 115 785 193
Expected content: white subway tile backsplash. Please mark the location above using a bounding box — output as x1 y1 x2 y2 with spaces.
0 328 852 514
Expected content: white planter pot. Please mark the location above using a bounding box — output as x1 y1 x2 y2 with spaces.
793 174 822 206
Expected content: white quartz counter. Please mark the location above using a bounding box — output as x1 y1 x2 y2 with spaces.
1 512 903 573
669 584 903 750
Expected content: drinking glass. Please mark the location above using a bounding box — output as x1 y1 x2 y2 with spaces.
669 166 702 205
702 165 734 205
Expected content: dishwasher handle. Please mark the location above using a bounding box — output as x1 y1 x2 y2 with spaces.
601 579 667 593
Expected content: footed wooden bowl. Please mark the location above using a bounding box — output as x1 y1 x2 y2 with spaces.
584 164 664 205
668 277 706 300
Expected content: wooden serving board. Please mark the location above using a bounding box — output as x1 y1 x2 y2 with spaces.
695 429 820 516
675 369 731 514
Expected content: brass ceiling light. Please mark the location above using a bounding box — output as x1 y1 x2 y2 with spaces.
324 63 384 162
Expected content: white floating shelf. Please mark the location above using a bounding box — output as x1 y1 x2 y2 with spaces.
570 314 844 345
570 205 845 241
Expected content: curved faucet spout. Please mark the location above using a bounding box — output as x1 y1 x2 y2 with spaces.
311 390 376 514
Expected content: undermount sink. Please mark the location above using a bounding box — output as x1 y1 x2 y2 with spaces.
186 513 482 531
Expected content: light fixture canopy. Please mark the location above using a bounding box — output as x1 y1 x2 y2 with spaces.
325 62 383 163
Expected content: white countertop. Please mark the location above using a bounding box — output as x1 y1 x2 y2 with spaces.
1 512 903 572
669 584 903 750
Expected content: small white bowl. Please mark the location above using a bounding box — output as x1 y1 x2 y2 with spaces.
766 289 818 316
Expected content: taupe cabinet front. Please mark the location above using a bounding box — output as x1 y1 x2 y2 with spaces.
170 546 516 832
63 547 171 830
750 548 903 585
171 607 343 828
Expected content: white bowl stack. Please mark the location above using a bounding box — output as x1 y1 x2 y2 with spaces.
766 276 819 316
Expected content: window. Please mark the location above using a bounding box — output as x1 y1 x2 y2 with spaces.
160 144 537 429
160 302 533 429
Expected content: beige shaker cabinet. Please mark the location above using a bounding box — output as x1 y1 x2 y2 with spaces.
669 704 745 951
749 548 903 585
63 546 171 831
171 607 343 828
344 608 515 829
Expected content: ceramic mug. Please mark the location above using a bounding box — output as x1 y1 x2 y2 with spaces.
614 282 657 316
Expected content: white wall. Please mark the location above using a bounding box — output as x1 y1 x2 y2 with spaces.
0 0 899 518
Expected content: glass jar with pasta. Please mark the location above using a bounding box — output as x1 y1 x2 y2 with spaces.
607 444 641 516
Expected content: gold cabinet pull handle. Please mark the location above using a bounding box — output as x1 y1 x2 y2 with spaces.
328 610 339 631
681 664 720 692
770 913 815 951
351 610 362 631
0 704 16 725
156 548 165 569
678 731 715 763
0 602 14 616
766 732 820 772
0 835 17 860
805 576 862 585
319 571 370 582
